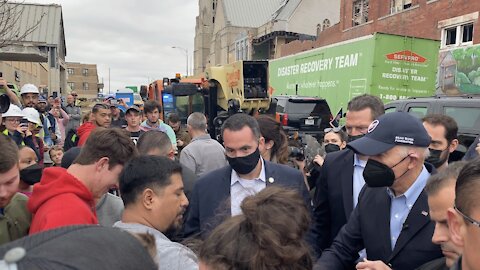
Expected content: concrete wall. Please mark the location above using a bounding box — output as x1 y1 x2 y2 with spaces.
287 0 340 36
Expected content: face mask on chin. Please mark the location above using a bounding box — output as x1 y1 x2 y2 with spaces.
426 148 449 168
362 155 411 188
226 148 261 175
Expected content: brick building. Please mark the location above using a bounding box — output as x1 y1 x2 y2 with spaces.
281 0 480 56
66 62 99 99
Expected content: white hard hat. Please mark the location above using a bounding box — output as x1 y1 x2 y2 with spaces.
20 84 39 95
2 104 24 118
22 107 42 127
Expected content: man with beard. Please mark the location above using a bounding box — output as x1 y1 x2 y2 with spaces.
36 96 60 149
422 114 459 171
20 84 39 108
183 113 316 253
313 94 385 256
124 105 144 145
77 103 111 146
114 155 198 270
0 135 31 244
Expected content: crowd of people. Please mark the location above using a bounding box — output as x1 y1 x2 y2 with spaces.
0 82 480 270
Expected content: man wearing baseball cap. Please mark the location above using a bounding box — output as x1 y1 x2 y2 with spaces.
20 84 39 108
315 112 442 270
123 105 144 145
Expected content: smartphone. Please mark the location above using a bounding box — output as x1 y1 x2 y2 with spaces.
20 118 29 125
111 99 118 105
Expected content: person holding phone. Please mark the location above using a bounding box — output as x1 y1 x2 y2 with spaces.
1 104 39 160
50 98 69 147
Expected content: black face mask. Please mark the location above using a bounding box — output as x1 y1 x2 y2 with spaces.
226 148 260 175
20 163 43 185
363 155 410 188
426 148 449 168
325 143 341 153
348 134 365 143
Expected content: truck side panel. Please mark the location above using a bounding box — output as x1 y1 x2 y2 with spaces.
371 33 439 104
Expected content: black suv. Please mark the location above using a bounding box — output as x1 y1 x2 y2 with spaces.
385 95 480 160
271 95 333 139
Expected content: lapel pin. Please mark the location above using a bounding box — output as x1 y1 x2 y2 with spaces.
421 211 428 217
268 177 274 184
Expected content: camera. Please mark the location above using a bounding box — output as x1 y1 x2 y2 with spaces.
0 94 10 114
288 146 305 161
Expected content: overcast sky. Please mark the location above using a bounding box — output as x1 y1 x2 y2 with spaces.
30 0 197 93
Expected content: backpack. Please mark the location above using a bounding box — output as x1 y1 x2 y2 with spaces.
64 128 79 151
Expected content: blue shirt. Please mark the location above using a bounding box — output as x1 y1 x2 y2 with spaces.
353 154 367 208
230 158 266 216
387 165 430 250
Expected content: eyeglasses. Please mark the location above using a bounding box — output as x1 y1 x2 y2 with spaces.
324 127 343 133
454 205 480 228
5 118 21 123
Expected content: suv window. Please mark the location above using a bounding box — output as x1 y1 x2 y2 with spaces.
287 101 325 115
407 106 428 118
444 106 480 130
276 99 286 113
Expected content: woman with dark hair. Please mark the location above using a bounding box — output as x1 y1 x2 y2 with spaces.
198 186 313 270
256 115 289 164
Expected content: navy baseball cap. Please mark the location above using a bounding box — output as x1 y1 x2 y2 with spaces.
347 112 431 156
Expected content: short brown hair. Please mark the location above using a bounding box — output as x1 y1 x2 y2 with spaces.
199 186 312 269
347 94 385 120
422 114 458 143
74 128 138 169
48 145 63 157
455 158 480 216
0 135 19 173
425 161 467 196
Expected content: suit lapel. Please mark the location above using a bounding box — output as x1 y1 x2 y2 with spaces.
341 150 355 219
376 189 393 259
264 161 277 186
388 191 430 261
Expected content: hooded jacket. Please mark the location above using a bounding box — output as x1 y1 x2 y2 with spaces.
76 122 96 146
27 167 98 234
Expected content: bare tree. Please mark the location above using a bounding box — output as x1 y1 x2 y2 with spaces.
0 0 45 48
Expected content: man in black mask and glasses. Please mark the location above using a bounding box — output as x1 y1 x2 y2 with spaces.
422 114 459 171
313 94 384 256
182 113 317 254
315 112 442 270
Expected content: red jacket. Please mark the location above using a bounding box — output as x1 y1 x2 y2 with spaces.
77 122 96 146
27 167 98 234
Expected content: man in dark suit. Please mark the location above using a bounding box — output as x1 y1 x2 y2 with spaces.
313 94 385 254
315 112 442 270
183 113 314 248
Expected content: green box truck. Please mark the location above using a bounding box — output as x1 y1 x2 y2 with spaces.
269 33 440 114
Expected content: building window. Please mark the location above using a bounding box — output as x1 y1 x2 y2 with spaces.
82 68 88 76
83 82 89 90
67 68 74 75
353 0 369 27
322 19 331 31
442 22 474 48
391 0 412 14
317 24 321 36
68 82 75 90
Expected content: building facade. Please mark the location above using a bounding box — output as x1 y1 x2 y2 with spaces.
66 62 99 99
281 0 480 56
193 0 342 75
0 3 67 96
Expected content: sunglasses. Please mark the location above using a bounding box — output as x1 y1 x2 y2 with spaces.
454 205 480 228
324 127 343 133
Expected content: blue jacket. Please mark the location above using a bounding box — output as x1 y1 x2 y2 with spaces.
182 160 319 254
